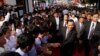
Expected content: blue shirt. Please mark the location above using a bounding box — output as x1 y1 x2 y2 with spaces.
41 36 48 44
35 38 41 48
28 46 37 56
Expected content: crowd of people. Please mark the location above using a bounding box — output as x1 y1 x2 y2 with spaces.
0 5 100 56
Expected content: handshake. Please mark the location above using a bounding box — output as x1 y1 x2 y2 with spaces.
98 45 100 51
49 43 61 48
40 43 61 56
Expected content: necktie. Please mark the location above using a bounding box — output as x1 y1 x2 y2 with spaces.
56 17 59 30
80 23 83 31
65 29 69 40
88 23 95 39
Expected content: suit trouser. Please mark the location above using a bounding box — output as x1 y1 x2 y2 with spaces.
83 40 90 56
61 44 75 56
89 41 98 56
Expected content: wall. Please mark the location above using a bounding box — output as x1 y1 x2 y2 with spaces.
28 0 33 12
4 0 16 5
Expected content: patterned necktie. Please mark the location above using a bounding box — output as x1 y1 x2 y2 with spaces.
65 29 69 40
88 23 95 39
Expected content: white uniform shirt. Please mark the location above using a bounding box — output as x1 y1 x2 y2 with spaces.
16 48 28 56
55 17 60 30
0 12 10 28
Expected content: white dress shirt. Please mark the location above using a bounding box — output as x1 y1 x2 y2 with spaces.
88 22 96 39
35 38 41 48
65 29 69 40
79 23 83 30
63 21 67 27
55 17 60 30
16 28 23 37
0 12 10 28
0 47 5 54
16 48 28 56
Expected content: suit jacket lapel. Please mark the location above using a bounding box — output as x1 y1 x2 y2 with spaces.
54 17 56 25
66 31 72 39
64 30 72 42
94 22 99 31
64 27 67 38
87 21 91 34
54 17 61 28
76 22 80 32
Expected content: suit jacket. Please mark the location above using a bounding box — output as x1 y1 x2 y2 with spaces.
61 26 66 40
50 16 62 33
76 22 85 39
83 21 100 45
60 27 77 56
48 16 62 43
61 27 77 47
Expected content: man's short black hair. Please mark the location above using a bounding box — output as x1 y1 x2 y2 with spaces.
78 17 85 20
0 51 21 56
0 23 9 35
67 19 76 30
17 34 35 49
67 19 74 24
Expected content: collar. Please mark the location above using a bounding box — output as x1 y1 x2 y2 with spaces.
37 37 41 40
91 21 97 29
79 22 82 24
55 17 59 19
16 48 27 56
91 21 97 26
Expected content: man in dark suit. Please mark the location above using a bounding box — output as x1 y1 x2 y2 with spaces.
60 14 69 41
50 11 62 32
75 17 85 50
76 17 85 39
61 14 69 28
83 13 100 56
49 11 62 43
61 20 77 56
